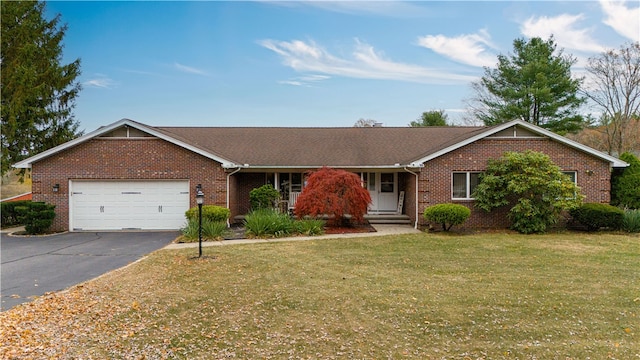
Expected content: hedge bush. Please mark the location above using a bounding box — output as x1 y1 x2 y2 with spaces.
16 202 56 234
569 203 624 231
250 185 280 210
1 200 31 227
423 203 471 231
612 152 640 209
185 205 230 223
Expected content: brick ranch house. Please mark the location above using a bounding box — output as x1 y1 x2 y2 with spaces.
14 118 627 232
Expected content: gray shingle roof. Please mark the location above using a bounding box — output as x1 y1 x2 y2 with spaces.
153 126 489 167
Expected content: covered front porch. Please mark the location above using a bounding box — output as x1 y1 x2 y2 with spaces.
229 170 416 225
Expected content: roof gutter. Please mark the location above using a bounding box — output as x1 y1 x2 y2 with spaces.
232 164 422 170
403 167 421 230
225 165 244 226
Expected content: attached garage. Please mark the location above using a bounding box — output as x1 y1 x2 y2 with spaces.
70 180 190 231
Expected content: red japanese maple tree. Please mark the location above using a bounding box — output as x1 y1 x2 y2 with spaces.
294 167 372 226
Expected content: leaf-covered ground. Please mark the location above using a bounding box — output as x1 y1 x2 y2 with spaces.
1 232 638 359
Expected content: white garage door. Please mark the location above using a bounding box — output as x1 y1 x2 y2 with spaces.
70 181 190 231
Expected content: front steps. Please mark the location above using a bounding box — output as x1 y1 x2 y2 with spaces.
365 214 412 225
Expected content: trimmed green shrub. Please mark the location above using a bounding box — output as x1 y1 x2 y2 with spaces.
244 209 294 238
570 203 624 231
1 200 31 227
180 219 229 242
250 185 280 210
622 209 640 233
16 201 56 234
473 150 583 234
185 205 230 223
423 203 471 231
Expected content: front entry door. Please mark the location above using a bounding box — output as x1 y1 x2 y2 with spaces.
367 172 398 213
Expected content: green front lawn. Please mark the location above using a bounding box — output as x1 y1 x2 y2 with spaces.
2 232 638 359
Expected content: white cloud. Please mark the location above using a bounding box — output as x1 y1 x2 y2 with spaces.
279 74 330 87
174 62 208 76
259 38 477 85
599 0 640 42
521 13 606 53
263 0 429 17
416 29 497 67
83 74 116 89
279 80 304 86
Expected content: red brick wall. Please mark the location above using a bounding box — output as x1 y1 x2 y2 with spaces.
399 171 417 226
31 138 227 231
234 173 268 216
417 138 612 229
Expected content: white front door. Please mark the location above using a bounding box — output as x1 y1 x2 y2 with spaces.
70 180 190 231
367 172 398 213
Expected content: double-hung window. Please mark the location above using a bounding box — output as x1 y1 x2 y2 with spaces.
562 171 577 184
452 172 481 200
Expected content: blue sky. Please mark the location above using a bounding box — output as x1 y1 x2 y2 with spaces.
46 1 639 132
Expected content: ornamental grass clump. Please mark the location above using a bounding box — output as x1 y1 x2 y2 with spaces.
180 219 229 242
244 209 294 238
423 203 471 231
622 209 640 233
293 218 326 236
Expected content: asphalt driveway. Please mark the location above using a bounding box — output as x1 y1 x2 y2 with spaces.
1 231 178 311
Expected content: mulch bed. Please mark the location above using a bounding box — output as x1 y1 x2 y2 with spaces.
323 223 376 234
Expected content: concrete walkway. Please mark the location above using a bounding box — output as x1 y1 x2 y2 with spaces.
164 224 422 250
0 226 25 235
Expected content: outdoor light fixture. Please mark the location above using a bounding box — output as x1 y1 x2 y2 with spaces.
586 170 594 176
196 187 205 258
53 184 60 192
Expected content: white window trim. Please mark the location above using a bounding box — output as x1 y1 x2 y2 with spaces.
452 172 481 200
562 171 577 184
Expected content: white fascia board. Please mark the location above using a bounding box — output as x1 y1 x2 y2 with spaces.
13 119 237 169
242 165 411 170
510 120 628 167
411 119 629 168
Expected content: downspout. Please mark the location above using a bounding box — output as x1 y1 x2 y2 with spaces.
403 167 420 229
226 166 243 227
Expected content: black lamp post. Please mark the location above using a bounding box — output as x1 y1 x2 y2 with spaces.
196 186 204 258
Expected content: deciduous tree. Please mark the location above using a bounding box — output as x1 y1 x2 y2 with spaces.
409 110 448 127
584 42 640 156
473 150 583 234
469 37 585 135
1 1 83 176
295 167 371 226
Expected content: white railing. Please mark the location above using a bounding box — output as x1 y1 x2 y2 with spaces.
289 192 301 210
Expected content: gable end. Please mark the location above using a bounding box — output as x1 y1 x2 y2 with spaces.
488 125 543 138
99 125 154 138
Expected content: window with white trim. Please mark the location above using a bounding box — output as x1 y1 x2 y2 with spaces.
562 171 577 184
452 172 481 199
